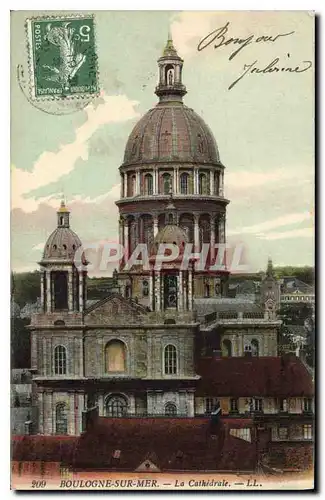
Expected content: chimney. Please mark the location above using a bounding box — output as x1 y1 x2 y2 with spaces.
82 405 99 433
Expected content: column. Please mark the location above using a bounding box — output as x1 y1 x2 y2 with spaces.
173 167 177 194
194 168 198 194
188 268 193 310
219 214 226 244
79 336 84 376
156 273 161 312
209 170 214 195
149 272 154 310
119 217 124 247
68 269 73 311
194 214 200 252
183 272 188 311
129 395 136 415
136 215 141 246
38 391 44 434
69 392 75 435
153 215 159 237
46 271 51 313
99 393 104 416
120 174 124 198
79 271 84 312
136 170 141 195
178 271 183 311
154 167 158 194
123 173 128 198
210 216 216 264
124 218 129 259
219 171 224 196
40 271 44 310
187 391 195 417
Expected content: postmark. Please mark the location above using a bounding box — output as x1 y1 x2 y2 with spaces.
25 15 99 100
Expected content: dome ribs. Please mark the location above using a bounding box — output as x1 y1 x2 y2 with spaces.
122 105 220 166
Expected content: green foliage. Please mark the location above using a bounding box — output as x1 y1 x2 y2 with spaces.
11 317 31 369
12 271 40 307
273 266 314 285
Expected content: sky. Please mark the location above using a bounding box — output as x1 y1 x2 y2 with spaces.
11 10 314 274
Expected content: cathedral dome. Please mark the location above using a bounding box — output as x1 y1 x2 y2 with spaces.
43 227 82 260
123 103 220 166
42 201 82 261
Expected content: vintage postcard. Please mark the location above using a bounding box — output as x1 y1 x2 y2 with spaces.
11 10 315 491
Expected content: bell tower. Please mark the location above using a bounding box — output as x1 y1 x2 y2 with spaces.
39 201 87 314
155 33 187 103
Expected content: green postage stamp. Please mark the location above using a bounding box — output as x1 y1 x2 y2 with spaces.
26 15 98 99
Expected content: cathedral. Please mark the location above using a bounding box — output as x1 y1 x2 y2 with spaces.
26 37 313 470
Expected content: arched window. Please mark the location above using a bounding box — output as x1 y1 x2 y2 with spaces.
142 280 149 297
105 394 128 417
55 403 68 434
162 173 172 194
251 339 259 357
165 64 174 85
54 345 67 375
168 69 174 85
204 283 210 298
222 339 232 357
164 344 177 375
105 340 127 372
199 173 208 194
165 402 177 416
180 173 189 194
144 174 153 195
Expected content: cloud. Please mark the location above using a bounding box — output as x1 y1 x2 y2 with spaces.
226 168 303 192
11 94 139 212
257 227 314 241
171 12 215 57
228 211 313 236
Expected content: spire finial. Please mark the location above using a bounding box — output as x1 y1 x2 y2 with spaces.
266 257 274 277
163 30 177 56
58 198 68 213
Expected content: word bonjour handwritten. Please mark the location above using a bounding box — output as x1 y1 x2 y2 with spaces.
197 22 312 90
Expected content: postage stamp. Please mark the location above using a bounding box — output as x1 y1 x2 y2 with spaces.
25 15 99 99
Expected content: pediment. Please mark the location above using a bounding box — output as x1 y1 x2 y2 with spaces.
84 293 147 325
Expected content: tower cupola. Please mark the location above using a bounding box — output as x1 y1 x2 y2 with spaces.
155 33 187 103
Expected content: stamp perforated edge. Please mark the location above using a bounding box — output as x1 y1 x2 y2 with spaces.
25 13 100 101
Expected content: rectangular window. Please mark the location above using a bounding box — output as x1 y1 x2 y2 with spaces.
254 398 263 412
303 424 312 439
280 398 288 412
205 397 218 414
278 427 288 440
303 398 313 412
230 398 238 412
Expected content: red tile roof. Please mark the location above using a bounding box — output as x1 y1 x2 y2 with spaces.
11 435 78 463
197 355 314 397
73 417 256 471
